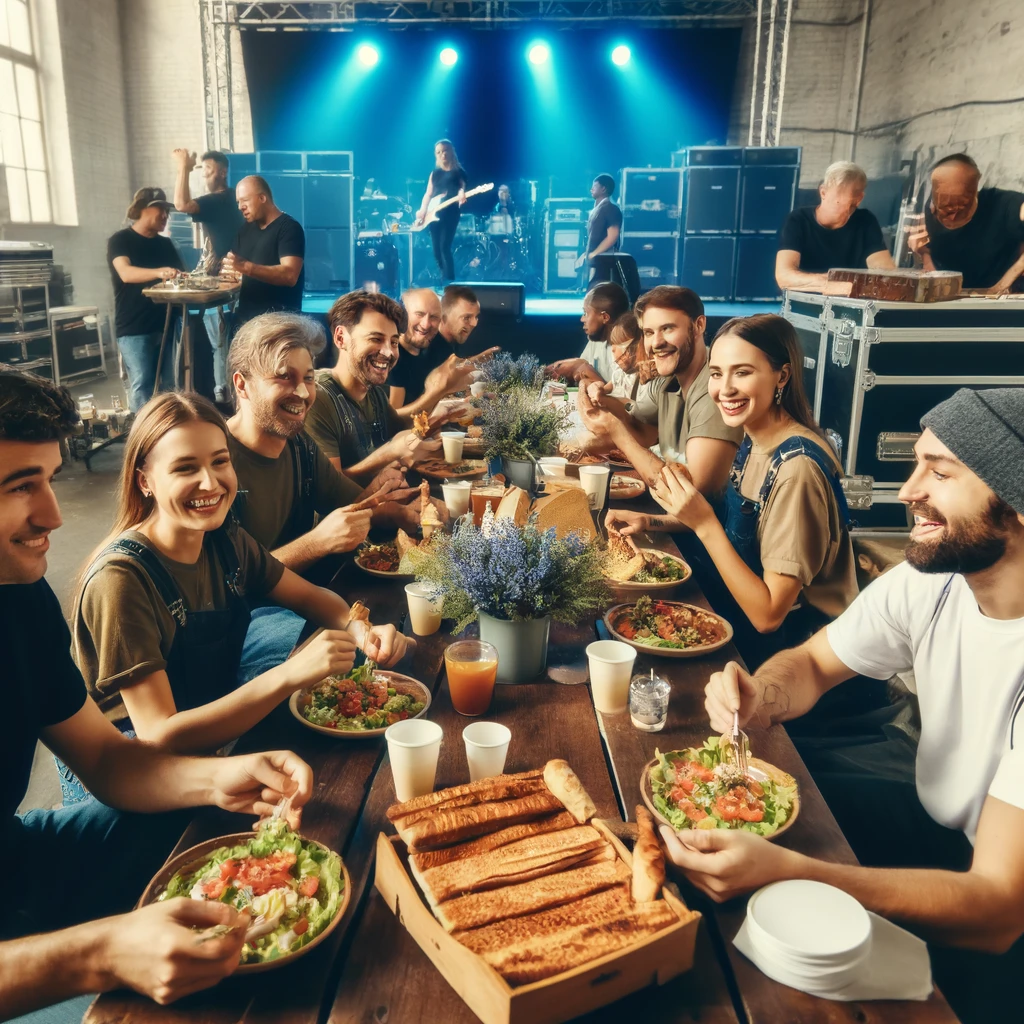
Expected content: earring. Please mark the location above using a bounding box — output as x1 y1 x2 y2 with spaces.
775 386 784 405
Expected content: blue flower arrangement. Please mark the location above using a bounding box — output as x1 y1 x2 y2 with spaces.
415 509 607 633
479 352 546 393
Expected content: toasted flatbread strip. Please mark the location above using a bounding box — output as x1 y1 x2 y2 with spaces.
632 806 666 903
603 529 645 581
401 791 566 852
435 858 630 933
416 826 608 904
394 528 419 559
386 771 545 824
543 759 596 824
411 812 576 872
412 411 431 438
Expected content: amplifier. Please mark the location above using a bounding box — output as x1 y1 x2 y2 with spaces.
740 165 798 234
305 228 352 293
50 305 106 385
625 233 678 285
687 147 743 167
734 235 781 302
545 197 590 224
621 169 683 233
742 147 802 166
302 174 352 229
261 174 304 222
681 237 735 301
306 151 354 173
353 233 399 298
543 200 590 293
684 167 740 234
227 152 257 178
257 151 303 173
454 282 525 318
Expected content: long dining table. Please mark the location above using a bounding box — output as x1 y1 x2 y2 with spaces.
85 494 959 1024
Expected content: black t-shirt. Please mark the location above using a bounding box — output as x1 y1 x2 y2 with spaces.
191 189 244 261
587 199 623 259
0 579 88 825
925 188 1024 289
107 228 185 336
233 213 306 323
388 335 459 403
778 207 887 273
430 168 466 221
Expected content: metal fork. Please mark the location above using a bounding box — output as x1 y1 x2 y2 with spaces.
731 710 749 776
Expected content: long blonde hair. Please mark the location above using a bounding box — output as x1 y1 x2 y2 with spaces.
434 138 464 175
77 392 231 598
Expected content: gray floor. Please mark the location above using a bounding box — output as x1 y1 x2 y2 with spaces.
18 370 127 815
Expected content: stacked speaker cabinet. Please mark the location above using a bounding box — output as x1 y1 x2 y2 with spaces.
543 198 591 294
620 168 682 285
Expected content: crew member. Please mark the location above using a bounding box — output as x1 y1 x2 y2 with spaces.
415 139 466 283
910 153 1024 294
173 148 244 402
492 184 516 234
666 388 1024 1024
222 176 305 325
776 161 894 292
577 174 622 284
107 187 184 412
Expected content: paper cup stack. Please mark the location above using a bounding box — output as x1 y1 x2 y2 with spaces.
744 880 872 995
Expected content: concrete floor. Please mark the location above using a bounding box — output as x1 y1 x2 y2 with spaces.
18 370 127 814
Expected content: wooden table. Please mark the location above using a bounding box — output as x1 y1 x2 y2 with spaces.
86 527 959 1024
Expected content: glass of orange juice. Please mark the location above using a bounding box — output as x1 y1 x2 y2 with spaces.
445 639 499 716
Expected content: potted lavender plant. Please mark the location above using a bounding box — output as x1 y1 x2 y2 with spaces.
480 385 568 492
414 510 607 683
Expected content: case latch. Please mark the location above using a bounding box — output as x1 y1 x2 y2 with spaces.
877 432 920 462
831 319 855 368
841 475 875 510
860 369 877 391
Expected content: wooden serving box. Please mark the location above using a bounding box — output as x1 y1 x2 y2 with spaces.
374 819 701 1024
823 268 962 302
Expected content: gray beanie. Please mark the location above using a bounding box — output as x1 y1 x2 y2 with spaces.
920 388 1024 515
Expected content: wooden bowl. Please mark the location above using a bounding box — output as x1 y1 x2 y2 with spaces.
289 671 431 738
138 833 351 973
603 601 733 659
640 756 800 841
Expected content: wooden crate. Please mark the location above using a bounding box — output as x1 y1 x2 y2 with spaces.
373 819 701 1024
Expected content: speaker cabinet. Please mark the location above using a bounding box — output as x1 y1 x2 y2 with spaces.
684 167 740 234
740 165 798 234
734 235 782 301
681 236 736 301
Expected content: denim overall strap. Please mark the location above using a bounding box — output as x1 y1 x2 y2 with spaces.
756 436 852 529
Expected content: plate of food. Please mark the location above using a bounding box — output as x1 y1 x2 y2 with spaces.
289 663 431 737
140 818 350 972
641 737 799 840
417 458 488 481
354 542 413 579
608 472 646 501
606 448 632 469
602 535 691 591
604 596 732 658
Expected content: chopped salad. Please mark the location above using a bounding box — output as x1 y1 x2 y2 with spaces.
301 662 426 731
614 595 726 650
632 553 688 584
160 819 344 965
651 738 796 838
357 543 401 573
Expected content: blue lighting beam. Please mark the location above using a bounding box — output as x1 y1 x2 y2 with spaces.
439 46 458 66
528 41 550 65
611 44 631 66
357 43 379 67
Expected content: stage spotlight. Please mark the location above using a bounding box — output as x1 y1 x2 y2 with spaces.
611 45 631 67
528 42 550 66
356 44 379 67
439 47 458 66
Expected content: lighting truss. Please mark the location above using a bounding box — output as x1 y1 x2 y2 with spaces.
747 0 793 147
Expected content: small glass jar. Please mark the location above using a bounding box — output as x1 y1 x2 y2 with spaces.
629 669 671 732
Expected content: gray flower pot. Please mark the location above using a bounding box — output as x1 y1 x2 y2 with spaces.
478 611 551 684
501 456 536 493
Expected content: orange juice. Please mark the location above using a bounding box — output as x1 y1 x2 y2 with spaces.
470 484 504 526
445 640 499 716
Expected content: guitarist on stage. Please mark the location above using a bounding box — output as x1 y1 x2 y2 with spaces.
415 139 467 282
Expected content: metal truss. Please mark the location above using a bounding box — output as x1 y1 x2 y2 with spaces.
203 1 756 29
747 0 793 147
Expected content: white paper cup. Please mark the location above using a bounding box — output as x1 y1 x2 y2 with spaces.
537 457 568 477
586 640 636 714
385 719 443 802
578 464 611 509
441 432 465 463
405 582 443 636
462 721 512 782
441 479 472 518
470 381 486 398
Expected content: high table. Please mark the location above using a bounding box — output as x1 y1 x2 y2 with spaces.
85 529 958 1024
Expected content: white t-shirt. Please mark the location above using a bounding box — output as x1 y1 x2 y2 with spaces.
827 561 1024 843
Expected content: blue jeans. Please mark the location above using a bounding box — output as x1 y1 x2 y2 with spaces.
237 606 306 685
203 305 232 392
117 326 179 412
56 720 136 806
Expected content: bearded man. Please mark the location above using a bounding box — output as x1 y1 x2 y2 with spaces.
659 387 1024 1024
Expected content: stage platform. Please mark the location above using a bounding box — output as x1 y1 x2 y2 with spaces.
301 294 782 364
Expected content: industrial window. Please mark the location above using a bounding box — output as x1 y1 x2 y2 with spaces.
0 0 51 223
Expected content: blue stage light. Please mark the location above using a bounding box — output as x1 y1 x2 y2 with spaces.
439 47 458 66
356 44 379 67
611 45 631 67
528 42 550 66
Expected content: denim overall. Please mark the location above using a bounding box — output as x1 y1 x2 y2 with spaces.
58 527 252 804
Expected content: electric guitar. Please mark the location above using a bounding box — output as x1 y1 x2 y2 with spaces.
413 183 494 231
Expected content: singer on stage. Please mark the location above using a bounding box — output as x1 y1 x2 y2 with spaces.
416 139 467 282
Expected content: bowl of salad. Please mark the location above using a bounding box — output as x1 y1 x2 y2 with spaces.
354 542 413 580
140 819 349 973
289 663 431 738
604 596 732 658
641 738 799 840
603 549 692 592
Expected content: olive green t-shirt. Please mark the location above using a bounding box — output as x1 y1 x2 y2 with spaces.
227 433 361 550
72 524 285 721
740 433 858 619
640 361 743 461
305 370 404 463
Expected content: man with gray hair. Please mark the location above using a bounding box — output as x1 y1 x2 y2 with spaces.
663 386 1024 1023
776 160 894 292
